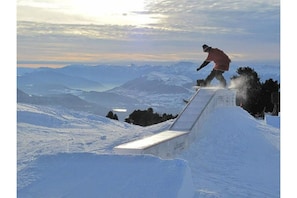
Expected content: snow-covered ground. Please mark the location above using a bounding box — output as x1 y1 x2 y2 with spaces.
17 102 280 197
179 107 280 197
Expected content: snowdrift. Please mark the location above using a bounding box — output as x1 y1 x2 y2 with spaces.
18 153 194 198
179 106 280 197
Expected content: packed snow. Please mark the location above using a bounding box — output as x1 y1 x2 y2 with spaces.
179 107 279 197
17 102 280 197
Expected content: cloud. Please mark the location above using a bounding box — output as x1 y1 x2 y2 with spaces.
17 21 193 63
157 1 278 35
17 0 280 66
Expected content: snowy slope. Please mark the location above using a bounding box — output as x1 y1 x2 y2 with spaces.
179 106 280 197
17 102 280 197
17 103 172 172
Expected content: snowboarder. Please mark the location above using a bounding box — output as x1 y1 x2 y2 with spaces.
196 44 231 87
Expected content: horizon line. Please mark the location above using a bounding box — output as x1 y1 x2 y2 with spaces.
17 59 280 68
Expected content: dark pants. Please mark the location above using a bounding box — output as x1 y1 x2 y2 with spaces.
205 69 227 87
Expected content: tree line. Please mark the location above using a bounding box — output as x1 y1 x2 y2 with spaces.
106 107 177 126
231 66 280 118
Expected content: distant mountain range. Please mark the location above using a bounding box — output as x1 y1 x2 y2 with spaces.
17 89 109 116
17 61 280 121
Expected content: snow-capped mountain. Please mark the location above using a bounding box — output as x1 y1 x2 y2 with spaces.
17 61 280 121
17 89 109 117
17 69 104 95
106 72 195 118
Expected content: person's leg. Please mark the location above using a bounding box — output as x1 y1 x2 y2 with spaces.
204 69 216 86
215 71 227 87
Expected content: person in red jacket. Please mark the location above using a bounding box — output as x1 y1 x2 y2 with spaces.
196 44 231 87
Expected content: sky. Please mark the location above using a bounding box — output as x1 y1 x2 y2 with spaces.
16 0 280 68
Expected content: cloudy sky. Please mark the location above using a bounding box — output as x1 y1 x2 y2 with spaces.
17 0 280 67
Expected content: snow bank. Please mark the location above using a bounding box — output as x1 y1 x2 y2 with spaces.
18 153 194 198
178 106 280 197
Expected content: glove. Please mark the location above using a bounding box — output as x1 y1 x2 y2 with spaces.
197 61 209 71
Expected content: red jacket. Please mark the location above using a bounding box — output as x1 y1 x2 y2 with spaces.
206 48 231 71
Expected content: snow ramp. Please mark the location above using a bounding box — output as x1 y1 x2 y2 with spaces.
114 87 236 159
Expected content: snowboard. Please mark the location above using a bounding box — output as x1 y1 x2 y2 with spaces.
196 79 206 87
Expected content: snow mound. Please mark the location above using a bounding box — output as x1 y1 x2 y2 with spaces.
179 106 280 197
18 153 194 198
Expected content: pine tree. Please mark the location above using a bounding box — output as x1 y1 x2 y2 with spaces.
231 67 280 118
106 111 118 120
231 67 262 117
